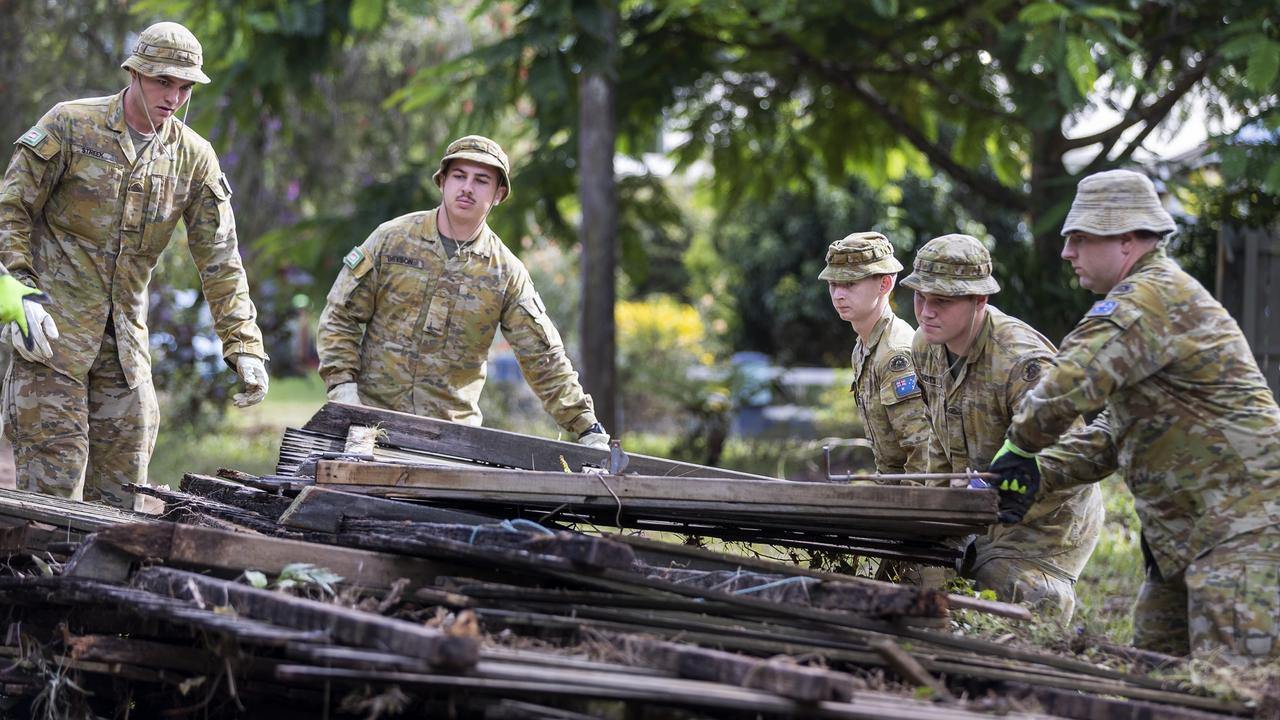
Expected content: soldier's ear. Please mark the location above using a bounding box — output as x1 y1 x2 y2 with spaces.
495 186 509 205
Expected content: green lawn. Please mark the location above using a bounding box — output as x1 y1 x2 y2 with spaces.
148 374 327 486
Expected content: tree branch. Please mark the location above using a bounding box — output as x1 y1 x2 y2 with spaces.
1062 57 1213 152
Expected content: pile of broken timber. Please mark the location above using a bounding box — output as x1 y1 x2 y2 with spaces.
276 403 995 566
0 480 1252 720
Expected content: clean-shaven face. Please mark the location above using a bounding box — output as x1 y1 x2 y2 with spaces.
1061 231 1129 293
913 291 983 348
828 275 887 324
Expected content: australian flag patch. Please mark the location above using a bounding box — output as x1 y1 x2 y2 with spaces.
1085 300 1118 318
894 375 918 399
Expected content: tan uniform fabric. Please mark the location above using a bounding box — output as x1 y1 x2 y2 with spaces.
316 209 598 435
851 304 929 475
0 90 265 505
1010 248 1280 660
913 305 1103 618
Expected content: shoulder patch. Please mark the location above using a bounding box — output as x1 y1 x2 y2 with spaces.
893 375 918 399
1023 359 1042 382
888 354 909 372
1085 299 1119 318
17 126 47 148
1110 283 1135 295
343 247 366 270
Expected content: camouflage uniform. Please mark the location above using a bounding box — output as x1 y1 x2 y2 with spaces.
316 210 599 436
903 235 1103 620
1008 170 1280 661
0 26 265 507
819 233 929 476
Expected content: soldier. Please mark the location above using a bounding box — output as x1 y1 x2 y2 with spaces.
0 22 269 508
317 135 609 449
992 170 1280 661
820 232 929 476
902 234 1103 620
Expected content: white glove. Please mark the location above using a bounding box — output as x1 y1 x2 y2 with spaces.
578 428 611 450
7 300 59 363
327 382 361 405
233 355 269 408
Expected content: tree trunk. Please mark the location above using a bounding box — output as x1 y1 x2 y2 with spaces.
577 3 620 434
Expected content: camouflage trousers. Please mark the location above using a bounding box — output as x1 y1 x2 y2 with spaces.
3 330 158 509
1136 530 1280 663
969 556 1076 623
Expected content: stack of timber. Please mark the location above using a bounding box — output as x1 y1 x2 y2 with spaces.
277 403 994 566
0 479 1256 720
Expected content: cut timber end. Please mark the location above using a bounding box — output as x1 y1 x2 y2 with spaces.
344 425 379 455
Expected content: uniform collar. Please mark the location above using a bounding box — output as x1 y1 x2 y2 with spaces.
854 303 893 365
1123 246 1167 279
964 306 998 366
429 208 496 258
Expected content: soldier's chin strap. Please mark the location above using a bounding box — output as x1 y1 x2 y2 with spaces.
941 299 984 381
438 188 501 247
128 71 180 163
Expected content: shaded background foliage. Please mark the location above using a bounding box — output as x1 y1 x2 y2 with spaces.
0 0 1276 432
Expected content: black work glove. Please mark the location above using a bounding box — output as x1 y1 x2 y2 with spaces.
988 439 1041 524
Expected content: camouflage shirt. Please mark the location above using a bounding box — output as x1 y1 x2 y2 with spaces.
316 208 598 435
851 303 929 475
1010 248 1280 577
0 90 266 385
913 305 1103 581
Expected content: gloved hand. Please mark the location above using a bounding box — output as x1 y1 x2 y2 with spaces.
577 422 611 450
1 275 58 363
327 382 361 405
989 438 1041 524
233 355 269 408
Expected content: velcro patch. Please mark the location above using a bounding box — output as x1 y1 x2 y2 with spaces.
888 354 909 372
1085 300 1119 318
894 375 918 399
1110 283 1135 295
343 247 366 270
17 126 47 148
383 254 423 268
1023 360 1042 382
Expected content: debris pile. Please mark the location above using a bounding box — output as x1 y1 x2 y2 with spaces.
0 404 1250 719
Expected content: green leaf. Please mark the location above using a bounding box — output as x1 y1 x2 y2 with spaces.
350 0 385 32
242 570 268 589
1246 43 1280 92
1019 2 1069 25
1065 36 1098 97
871 0 899 18
1264 160 1280 195
1080 5 1136 22
1220 33 1266 60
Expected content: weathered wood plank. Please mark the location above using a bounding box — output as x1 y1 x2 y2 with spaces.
88 521 459 592
0 487 141 532
278 486 496 533
179 473 294 520
301 401 776 481
133 566 479 669
315 461 995 514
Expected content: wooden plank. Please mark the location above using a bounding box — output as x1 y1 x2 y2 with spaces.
88 521 461 592
179 473 294 520
0 487 141 532
315 461 996 514
278 486 496 533
301 401 776 481
870 637 953 702
133 566 479 669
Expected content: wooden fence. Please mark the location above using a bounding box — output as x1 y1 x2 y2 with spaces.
1217 223 1280 399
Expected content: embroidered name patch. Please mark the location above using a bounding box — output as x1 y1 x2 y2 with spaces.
1085 300 1118 318
72 144 118 164
383 255 424 268
342 247 365 270
894 375 918 399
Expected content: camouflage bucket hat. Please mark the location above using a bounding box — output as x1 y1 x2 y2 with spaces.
818 232 903 282
432 135 512 198
1062 169 1175 237
900 234 1001 296
120 22 211 84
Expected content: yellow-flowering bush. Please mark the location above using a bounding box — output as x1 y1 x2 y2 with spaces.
617 295 716 433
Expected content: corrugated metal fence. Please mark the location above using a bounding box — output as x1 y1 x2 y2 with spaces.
1218 224 1279 399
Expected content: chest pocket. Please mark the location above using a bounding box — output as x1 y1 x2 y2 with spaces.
50 150 123 239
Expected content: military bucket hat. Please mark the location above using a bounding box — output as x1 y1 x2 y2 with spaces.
1061 169 1176 237
818 232 903 282
900 234 1001 296
433 135 512 197
121 22 211 84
